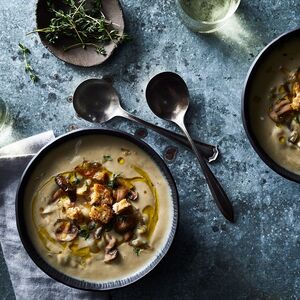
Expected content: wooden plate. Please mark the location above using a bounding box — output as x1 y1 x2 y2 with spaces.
36 0 124 67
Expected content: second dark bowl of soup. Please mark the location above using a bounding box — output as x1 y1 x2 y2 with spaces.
242 28 300 182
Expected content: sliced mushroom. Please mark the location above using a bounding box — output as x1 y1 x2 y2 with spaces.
288 131 298 144
104 249 118 263
269 98 292 123
105 234 117 251
94 226 104 240
55 174 76 202
128 190 139 201
123 231 134 242
54 219 78 242
114 214 137 234
288 119 300 144
75 161 103 177
103 234 118 263
55 175 70 191
50 188 65 203
114 186 129 202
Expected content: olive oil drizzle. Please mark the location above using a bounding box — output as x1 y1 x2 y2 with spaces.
132 166 159 240
32 176 55 238
32 164 159 261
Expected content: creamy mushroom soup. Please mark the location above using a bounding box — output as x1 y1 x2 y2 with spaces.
251 67 300 174
24 135 174 283
249 36 300 174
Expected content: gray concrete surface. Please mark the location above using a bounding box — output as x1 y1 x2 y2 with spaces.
0 0 300 299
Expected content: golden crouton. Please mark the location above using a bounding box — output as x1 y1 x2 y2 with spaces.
291 82 300 111
89 204 113 224
76 182 88 195
90 183 113 206
93 171 109 184
112 199 132 215
66 207 81 220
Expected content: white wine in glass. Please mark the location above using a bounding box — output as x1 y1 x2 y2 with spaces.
176 0 240 33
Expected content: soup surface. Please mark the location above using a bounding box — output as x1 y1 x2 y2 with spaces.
249 36 300 174
25 135 174 283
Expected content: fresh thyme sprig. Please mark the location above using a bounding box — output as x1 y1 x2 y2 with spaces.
133 247 142 256
30 0 129 55
18 43 39 83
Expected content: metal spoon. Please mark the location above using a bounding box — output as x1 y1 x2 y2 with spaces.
73 78 218 162
145 72 234 222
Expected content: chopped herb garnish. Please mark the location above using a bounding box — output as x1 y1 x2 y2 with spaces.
133 247 142 256
102 155 113 163
29 0 130 54
79 228 90 240
69 172 81 185
88 222 96 231
107 173 121 189
78 223 96 240
18 43 39 83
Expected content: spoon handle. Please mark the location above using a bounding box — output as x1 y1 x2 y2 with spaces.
120 110 218 162
178 121 234 222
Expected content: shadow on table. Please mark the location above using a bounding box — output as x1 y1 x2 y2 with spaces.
109 222 256 300
189 1 276 62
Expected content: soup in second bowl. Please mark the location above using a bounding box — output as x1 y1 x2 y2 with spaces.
248 34 300 175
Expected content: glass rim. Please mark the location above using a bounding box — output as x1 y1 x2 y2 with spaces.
176 0 241 26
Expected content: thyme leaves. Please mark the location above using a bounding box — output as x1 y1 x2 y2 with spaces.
18 43 39 83
31 0 129 55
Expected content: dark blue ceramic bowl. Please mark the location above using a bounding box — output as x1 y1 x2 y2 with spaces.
242 28 300 182
16 128 179 291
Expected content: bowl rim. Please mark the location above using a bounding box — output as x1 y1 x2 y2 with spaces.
241 27 300 183
175 0 241 26
15 128 179 291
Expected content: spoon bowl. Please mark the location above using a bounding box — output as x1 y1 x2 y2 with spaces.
146 72 189 122
72 78 218 162
73 79 120 123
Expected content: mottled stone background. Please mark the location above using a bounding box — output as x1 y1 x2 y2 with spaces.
0 0 300 299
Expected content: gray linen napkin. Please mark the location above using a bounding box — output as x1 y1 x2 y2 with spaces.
0 131 109 300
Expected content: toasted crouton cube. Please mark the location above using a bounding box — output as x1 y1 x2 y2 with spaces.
76 182 88 195
89 204 113 224
66 207 81 220
93 171 109 184
57 196 73 209
112 199 132 215
90 183 113 205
